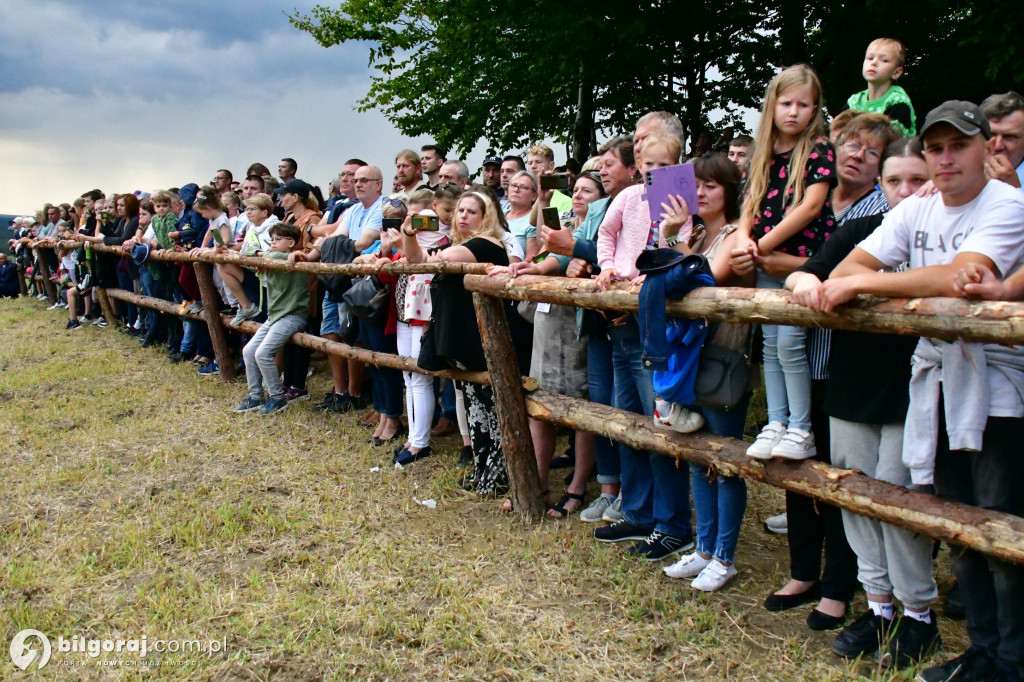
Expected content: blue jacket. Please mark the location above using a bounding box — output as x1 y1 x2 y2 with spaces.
0 261 19 296
176 183 210 248
637 249 714 404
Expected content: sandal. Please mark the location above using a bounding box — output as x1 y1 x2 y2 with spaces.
547 492 586 519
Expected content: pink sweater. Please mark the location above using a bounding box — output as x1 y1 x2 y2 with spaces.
596 184 693 280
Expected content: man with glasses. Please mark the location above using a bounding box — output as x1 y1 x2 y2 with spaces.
212 170 233 194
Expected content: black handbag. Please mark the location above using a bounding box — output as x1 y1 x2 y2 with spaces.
693 323 751 411
416 322 448 372
343 275 389 321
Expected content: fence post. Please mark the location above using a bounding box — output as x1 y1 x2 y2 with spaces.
17 265 28 297
192 262 237 382
33 248 58 303
472 292 545 520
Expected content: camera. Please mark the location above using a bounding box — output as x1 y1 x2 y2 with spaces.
411 215 440 231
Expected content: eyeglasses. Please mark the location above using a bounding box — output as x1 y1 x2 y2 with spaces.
381 198 406 209
354 177 382 184
508 183 535 192
841 141 881 162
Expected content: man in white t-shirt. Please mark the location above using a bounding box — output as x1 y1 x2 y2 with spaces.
821 100 1024 682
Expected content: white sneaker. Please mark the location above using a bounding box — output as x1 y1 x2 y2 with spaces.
601 495 624 522
653 402 705 434
664 552 711 579
764 512 788 534
770 428 816 460
47 302 61 310
579 493 616 523
691 559 738 592
746 421 787 459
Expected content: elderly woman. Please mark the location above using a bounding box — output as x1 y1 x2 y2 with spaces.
490 170 607 515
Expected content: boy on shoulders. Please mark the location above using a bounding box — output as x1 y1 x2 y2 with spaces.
846 38 916 136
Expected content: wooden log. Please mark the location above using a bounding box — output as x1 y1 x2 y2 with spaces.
33 248 59 303
105 288 204 321
95 287 117 326
473 292 545 520
525 389 1024 566
57 241 491 277
466 274 1024 345
192 263 236 381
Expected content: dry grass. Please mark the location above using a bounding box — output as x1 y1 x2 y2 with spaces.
0 297 965 680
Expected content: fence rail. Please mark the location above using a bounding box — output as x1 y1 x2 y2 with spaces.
25 242 1024 565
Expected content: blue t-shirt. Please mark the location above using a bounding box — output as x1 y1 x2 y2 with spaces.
340 196 384 242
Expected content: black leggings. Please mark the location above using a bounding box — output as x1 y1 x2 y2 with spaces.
784 379 859 602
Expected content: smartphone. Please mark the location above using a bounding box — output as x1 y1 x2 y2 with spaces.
209 227 226 246
644 164 698 216
539 173 570 192
541 207 561 231
381 217 403 230
411 214 440 231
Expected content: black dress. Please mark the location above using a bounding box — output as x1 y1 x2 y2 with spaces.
431 237 510 494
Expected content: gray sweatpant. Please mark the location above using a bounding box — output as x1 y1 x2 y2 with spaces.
830 417 938 611
243 314 306 400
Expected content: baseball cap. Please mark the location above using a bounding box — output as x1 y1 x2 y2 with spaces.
482 156 502 167
919 100 991 141
273 178 312 199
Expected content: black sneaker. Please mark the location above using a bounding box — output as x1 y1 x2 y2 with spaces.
916 646 994 682
315 392 343 410
65 319 81 330
327 394 355 414
594 519 655 544
831 611 892 659
456 445 473 469
878 612 941 670
627 530 695 562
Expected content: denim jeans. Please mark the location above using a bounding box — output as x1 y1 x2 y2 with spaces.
244 314 307 400
138 266 167 341
115 266 138 326
610 317 691 538
691 396 750 564
358 318 403 418
587 330 620 485
757 270 811 431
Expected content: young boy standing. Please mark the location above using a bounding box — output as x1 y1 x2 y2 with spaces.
846 38 916 136
235 223 309 416
821 101 1024 682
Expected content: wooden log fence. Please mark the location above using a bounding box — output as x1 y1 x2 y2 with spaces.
32 243 1024 565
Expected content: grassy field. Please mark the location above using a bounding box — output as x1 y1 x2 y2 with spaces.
0 297 965 680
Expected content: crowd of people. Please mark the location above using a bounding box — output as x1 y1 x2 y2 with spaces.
7 37 1024 682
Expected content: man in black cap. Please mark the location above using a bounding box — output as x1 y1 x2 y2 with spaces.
817 100 1024 682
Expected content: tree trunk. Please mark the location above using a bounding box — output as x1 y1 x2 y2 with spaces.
778 0 807 66
464 274 1024 344
570 61 595 163
526 389 1024 566
192 263 236 382
473 292 545 520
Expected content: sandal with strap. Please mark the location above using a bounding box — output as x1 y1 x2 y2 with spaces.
547 492 586 519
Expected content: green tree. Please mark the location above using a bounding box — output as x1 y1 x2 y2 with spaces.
290 0 770 160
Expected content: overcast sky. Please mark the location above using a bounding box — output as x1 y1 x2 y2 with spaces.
0 0 555 214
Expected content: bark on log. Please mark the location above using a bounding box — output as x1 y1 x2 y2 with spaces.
525 389 1024 566
33 248 59 303
192 263 236 381
473 292 546 520
95 287 117 326
105 288 204 321
466 274 1024 345
57 242 491 277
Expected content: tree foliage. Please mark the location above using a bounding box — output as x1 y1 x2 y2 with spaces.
291 0 1024 161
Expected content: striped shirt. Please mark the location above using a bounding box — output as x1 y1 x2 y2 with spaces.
807 189 889 380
